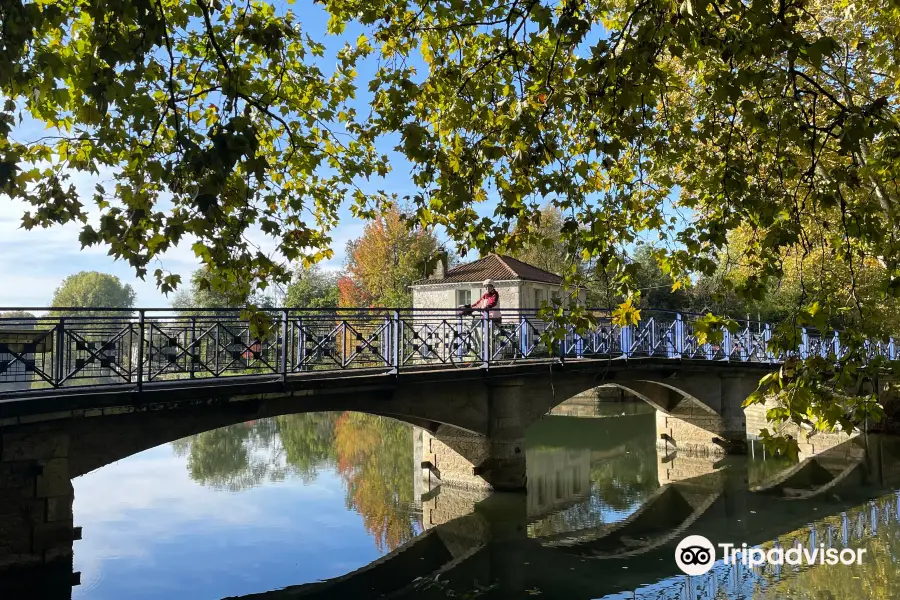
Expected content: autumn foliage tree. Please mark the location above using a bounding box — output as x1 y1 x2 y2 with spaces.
339 206 439 307
712 225 900 332
333 412 418 552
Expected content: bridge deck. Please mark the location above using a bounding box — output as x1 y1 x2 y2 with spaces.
0 356 775 423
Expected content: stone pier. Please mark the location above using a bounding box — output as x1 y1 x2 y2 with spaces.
418 379 529 492
0 427 79 599
614 374 758 457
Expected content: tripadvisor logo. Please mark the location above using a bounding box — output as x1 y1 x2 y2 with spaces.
675 536 716 575
675 535 867 575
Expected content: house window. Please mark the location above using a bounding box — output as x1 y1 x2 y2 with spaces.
534 288 545 308
551 291 560 306
456 288 471 306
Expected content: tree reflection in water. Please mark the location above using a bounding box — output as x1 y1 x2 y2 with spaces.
333 413 419 552
171 412 419 553
277 412 339 483
525 412 659 538
589 439 658 511
171 417 290 491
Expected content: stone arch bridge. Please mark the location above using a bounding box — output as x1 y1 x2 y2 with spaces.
0 306 886 597
2 306 887 490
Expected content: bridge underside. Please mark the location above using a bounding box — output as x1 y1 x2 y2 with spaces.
0 360 773 494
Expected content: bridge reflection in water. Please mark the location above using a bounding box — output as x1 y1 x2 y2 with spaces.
1 402 899 600
410 433 900 600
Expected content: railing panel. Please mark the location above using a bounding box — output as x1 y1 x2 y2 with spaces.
0 315 58 391
682 319 721 360
493 315 553 361
399 312 483 368
291 312 392 372
578 319 621 357
144 315 280 380
58 317 137 386
730 326 769 362
806 333 832 361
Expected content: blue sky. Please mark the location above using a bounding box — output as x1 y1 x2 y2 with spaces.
72 443 394 600
0 2 429 308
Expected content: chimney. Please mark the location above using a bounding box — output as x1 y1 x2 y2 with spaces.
428 251 448 280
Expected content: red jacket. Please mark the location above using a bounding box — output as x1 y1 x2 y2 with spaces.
472 290 499 310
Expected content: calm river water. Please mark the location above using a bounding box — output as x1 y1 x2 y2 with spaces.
69 402 900 599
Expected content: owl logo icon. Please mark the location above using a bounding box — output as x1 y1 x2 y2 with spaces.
675 535 716 575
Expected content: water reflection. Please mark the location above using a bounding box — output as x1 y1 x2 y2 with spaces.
600 489 900 600
170 418 291 491
4 400 900 599
409 438 900 600
168 412 420 553
525 413 658 538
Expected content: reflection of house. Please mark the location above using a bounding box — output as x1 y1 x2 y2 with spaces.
527 447 592 518
411 254 586 316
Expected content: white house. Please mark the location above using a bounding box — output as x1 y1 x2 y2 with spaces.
410 254 586 316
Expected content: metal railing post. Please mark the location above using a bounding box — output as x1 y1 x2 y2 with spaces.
297 314 306 371
136 310 145 391
190 316 197 379
674 313 684 357
391 310 400 374
765 324 774 362
560 321 568 360
214 320 220 375
723 328 732 360
54 317 65 387
620 325 631 358
833 331 841 360
889 337 896 361
281 309 289 381
520 313 527 357
800 327 809 359
481 312 490 369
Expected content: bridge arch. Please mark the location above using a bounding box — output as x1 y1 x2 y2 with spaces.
2 359 767 491
64 401 485 480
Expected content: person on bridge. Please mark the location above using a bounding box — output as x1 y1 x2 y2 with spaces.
457 280 500 319
473 280 499 311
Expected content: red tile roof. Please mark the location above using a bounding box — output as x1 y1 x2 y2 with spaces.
414 254 564 285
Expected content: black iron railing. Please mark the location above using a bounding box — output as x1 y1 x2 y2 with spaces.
0 307 893 396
